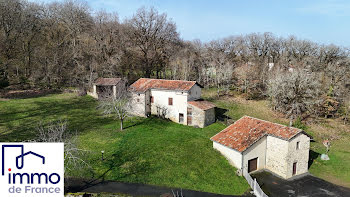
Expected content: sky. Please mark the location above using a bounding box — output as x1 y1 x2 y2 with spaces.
31 0 350 47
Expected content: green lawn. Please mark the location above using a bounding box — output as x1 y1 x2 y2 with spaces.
0 93 249 195
1 89 349 191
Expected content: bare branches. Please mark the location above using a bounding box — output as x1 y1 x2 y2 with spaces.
98 81 132 130
35 120 90 173
268 69 323 123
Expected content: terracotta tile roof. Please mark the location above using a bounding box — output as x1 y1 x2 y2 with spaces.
129 78 200 92
188 100 216 110
95 78 121 86
211 116 303 152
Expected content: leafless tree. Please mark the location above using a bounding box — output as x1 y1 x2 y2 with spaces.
35 120 89 173
268 69 323 125
98 81 132 130
125 7 180 78
156 104 168 119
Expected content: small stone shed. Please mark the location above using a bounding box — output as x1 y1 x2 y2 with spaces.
188 100 216 128
211 116 310 179
89 78 122 99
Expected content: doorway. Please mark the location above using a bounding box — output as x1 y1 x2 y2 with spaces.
293 162 297 175
179 113 184 123
248 157 258 173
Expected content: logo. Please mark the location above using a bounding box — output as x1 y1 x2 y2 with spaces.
0 143 64 197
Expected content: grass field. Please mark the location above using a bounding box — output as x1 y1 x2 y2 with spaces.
1 89 349 192
0 93 249 195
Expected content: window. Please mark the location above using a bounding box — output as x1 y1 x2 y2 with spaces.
150 96 154 103
137 98 140 102
187 107 192 116
179 113 184 123
296 141 300 150
168 97 173 105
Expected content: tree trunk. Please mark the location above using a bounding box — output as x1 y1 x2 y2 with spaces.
289 115 294 127
120 119 123 131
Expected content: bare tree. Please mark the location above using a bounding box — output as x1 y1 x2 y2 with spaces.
125 7 179 78
98 81 132 130
268 69 323 125
35 120 89 172
155 104 168 119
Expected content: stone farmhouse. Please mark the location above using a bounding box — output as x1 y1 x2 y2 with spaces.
88 78 123 99
211 116 310 179
129 78 216 128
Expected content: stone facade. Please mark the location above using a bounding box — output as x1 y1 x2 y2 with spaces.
204 108 216 127
265 134 310 179
285 133 310 178
130 92 147 117
189 105 216 128
265 136 290 178
212 133 310 179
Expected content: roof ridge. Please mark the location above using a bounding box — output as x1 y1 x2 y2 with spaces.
243 115 302 131
141 78 197 83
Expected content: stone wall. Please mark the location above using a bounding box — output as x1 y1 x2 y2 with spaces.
189 104 205 127
130 92 147 117
265 136 289 178
204 108 216 127
285 133 310 178
265 134 310 179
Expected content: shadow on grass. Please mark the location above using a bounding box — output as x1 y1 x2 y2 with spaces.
308 150 321 169
0 95 115 141
123 118 147 130
0 89 62 99
216 107 231 123
66 146 153 193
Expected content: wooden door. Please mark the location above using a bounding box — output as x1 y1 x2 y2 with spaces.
187 107 192 125
293 162 297 175
187 116 192 125
248 157 258 173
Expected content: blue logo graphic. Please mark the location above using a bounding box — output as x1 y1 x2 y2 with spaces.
1 144 45 176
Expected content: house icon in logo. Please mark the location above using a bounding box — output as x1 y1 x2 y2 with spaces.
1 144 45 176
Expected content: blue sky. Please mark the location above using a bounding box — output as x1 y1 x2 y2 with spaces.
31 0 350 46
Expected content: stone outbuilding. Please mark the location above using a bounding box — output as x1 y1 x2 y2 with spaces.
188 100 216 128
88 78 122 99
129 78 216 128
211 116 310 179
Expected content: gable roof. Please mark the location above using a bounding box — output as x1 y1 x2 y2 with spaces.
188 100 216 111
210 116 303 152
129 78 201 92
95 78 121 86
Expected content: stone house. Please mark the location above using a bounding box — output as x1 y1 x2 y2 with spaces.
129 78 216 128
211 116 310 179
88 78 122 99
